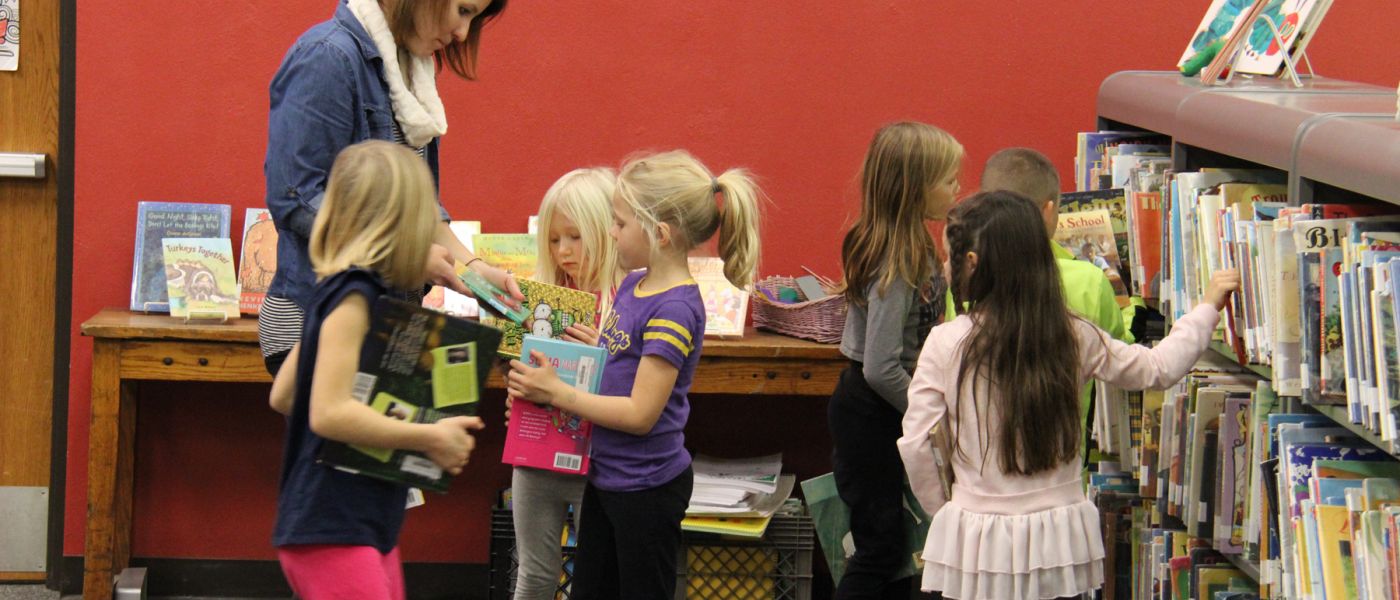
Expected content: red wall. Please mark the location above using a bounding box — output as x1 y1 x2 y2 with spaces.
70 1 1400 561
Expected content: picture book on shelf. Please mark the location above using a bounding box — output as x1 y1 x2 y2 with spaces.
129 201 232 313
1234 0 1334 76
237 208 277 315
161 238 239 319
688 256 748 337
1179 0 1267 68
317 296 503 492
481 278 598 359
1061 189 1132 291
500 335 604 475
1055 209 1129 296
471 233 537 280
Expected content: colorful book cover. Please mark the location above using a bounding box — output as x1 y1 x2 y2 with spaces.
1220 396 1252 552
129 201 232 313
1287 444 1386 518
471 233 537 280
237 208 277 315
481 278 598 359
688 256 748 337
1178 0 1265 67
1316 502 1357 600
500 335 603 475
1060 189 1132 290
1131 190 1164 299
1056 208 1129 296
317 296 503 493
161 238 239 319
1235 0 1334 76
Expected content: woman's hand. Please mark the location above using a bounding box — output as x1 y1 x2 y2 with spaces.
424 244 470 295
562 323 600 347
471 260 525 309
1204 269 1241 311
423 416 484 475
507 350 569 406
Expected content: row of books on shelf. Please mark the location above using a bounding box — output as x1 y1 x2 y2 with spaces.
128 201 755 337
1099 361 1400 600
1073 132 1400 444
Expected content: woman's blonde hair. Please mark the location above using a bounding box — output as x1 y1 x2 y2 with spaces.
616 150 763 289
535 168 624 313
310 140 439 290
841 122 963 306
382 0 508 80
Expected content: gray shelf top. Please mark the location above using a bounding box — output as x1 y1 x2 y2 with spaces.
1175 91 1397 170
1097 70 1390 136
1297 115 1400 205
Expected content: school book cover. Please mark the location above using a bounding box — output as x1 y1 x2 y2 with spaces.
481 278 598 359
501 335 603 475
1055 208 1130 296
161 238 240 319
318 296 503 493
129 201 232 313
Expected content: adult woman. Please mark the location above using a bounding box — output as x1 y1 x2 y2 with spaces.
261 0 514 374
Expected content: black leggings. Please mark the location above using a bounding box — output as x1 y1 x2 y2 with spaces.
828 363 914 600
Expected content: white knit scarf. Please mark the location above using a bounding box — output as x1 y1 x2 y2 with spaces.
347 0 448 148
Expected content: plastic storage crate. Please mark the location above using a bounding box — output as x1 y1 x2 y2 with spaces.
489 508 578 600
489 508 814 600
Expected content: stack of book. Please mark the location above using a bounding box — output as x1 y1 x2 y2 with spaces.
682 454 794 539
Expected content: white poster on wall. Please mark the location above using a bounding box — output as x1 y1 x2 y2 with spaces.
0 0 17 72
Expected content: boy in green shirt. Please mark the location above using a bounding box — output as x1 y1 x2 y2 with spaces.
976 148 1130 427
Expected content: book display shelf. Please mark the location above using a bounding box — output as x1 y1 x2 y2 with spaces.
1096 70 1400 598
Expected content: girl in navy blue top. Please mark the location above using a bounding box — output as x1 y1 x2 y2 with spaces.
268 141 485 600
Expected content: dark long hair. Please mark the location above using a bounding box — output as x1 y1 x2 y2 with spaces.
945 191 1081 476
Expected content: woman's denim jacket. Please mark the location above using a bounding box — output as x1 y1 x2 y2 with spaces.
265 2 450 307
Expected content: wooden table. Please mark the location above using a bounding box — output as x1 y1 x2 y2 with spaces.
79 308 845 599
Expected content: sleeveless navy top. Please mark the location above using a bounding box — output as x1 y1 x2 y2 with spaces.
272 268 408 553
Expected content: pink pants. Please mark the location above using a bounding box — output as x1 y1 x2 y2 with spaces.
277 545 405 600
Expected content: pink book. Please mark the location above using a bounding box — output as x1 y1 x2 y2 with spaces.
501 335 605 474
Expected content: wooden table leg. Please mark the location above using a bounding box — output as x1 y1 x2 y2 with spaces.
84 340 135 600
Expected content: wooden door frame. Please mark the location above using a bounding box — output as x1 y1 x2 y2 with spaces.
45 0 75 589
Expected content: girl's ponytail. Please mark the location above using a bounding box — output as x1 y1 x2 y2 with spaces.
713 170 762 289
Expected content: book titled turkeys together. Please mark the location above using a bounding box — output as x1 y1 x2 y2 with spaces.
317 296 502 493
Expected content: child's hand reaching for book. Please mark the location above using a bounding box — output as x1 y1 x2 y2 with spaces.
425 416 484 475
1204 269 1241 311
507 350 569 407
563 324 600 348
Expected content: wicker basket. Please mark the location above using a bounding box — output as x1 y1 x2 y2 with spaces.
751 276 847 344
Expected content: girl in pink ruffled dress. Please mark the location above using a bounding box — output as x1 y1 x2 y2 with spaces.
898 190 1239 600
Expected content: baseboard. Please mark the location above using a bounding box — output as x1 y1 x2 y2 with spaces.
58 556 490 599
